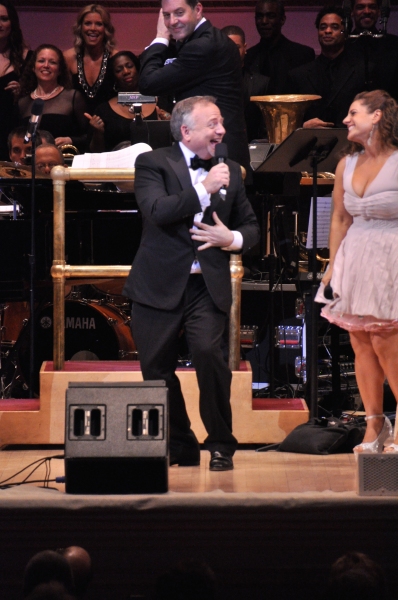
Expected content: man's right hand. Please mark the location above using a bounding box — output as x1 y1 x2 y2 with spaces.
202 163 230 194
156 9 170 40
303 118 334 129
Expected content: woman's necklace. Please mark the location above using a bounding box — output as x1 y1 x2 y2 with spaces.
32 86 62 100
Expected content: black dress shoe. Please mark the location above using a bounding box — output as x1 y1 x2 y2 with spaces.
169 446 200 467
209 451 233 471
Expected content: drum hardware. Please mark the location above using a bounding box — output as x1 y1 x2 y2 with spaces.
275 325 302 349
295 298 305 319
119 348 139 360
16 300 137 395
240 325 258 349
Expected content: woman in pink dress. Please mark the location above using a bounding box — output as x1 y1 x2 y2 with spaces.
316 90 398 456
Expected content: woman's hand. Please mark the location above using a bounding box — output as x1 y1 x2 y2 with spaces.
4 80 21 98
156 107 171 120
321 268 332 287
84 112 105 133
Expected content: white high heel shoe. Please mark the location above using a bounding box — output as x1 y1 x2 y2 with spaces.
353 414 393 458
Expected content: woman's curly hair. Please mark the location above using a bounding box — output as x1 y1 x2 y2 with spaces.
344 89 398 155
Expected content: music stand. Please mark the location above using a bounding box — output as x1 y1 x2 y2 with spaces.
256 128 348 417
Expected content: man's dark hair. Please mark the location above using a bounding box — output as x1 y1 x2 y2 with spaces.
22 551 75 598
351 0 380 7
162 0 199 8
315 5 346 29
221 25 246 43
38 130 56 145
7 126 43 152
255 0 285 19
155 560 217 600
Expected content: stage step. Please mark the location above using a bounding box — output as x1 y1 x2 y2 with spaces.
0 361 309 445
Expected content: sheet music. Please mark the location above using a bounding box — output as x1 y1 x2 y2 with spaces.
71 143 152 170
306 196 332 249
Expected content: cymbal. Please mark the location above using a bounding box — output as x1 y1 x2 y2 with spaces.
0 162 31 178
0 162 51 179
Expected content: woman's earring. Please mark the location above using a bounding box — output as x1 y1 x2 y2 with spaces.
367 124 375 146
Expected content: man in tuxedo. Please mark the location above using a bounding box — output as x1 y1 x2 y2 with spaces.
123 96 259 471
245 0 315 94
288 7 366 128
138 0 251 181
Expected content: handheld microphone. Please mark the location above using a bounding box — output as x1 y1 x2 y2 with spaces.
24 98 44 143
215 142 228 199
324 283 334 300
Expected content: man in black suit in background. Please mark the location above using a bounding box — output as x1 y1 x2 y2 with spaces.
288 7 366 129
123 96 259 471
222 25 270 141
348 0 398 101
138 0 251 180
245 0 315 94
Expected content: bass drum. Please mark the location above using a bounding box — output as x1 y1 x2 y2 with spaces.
17 300 137 394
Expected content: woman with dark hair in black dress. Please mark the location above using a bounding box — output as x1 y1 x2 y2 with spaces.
0 0 30 160
18 44 88 152
86 50 170 152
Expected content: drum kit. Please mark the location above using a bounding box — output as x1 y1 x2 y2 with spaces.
0 155 145 397
0 286 138 398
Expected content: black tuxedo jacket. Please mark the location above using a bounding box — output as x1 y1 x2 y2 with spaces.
288 50 367 127
123 143 259 313
245 35 315 94
138 21 251 175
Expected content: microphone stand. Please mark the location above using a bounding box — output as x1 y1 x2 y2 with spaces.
28 129 38 397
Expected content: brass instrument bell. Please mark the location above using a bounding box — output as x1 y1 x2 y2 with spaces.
250 94 322 144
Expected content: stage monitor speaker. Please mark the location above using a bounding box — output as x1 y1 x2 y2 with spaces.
357 453 398 497
64 381 168 494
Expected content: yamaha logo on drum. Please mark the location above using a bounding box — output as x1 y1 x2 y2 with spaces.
39 315 97 329
65 317 96 330
40 316 52 329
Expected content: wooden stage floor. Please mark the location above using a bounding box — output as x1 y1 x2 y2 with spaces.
0 447 358 494
1 447 398 600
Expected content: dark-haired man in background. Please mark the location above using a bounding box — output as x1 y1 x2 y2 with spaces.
221 25 269 141
348 0 398 101
288 6 366 128
138 0 251 180
245 0 315 94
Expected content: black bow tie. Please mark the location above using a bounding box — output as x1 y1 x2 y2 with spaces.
190 155 213 171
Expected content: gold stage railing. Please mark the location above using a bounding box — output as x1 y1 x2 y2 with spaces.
50 166 243 372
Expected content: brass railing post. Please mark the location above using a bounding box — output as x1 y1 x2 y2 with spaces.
229 253 243 371
52 167 66 369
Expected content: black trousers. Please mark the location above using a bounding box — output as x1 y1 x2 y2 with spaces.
131 275 237 455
